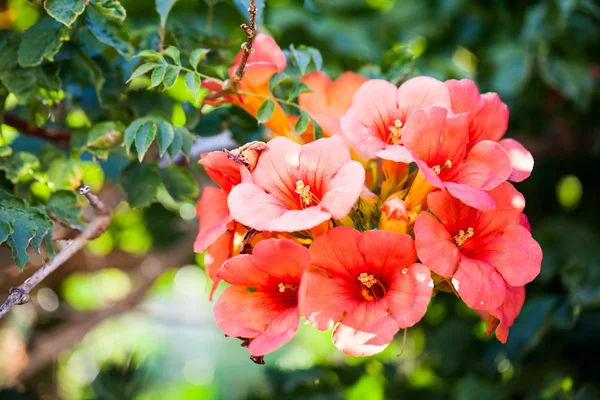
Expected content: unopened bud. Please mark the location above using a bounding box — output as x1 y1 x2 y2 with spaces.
226 141 267 171
222 79 232 91
380 197 409 234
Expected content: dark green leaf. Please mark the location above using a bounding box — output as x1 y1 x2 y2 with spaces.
540 54 594 111
295 112 310 134
149 65 167 88
189 48 210 70
1 65 61 104
44 0 87 27
90 0 126 22
159 165 198 201
268 72 290 92
128 63 158 82
0 205 46 270
123 119 145 153
288 82 312 101
307 47 323 71
46 190 84 229
121 162 160 208
29 207 53 259
156 121 174 157
185 71 200 96
168 127 183 159
312 119 323 140
135 122 157 162
256 99 275 123
163 46 181 65
289 45 311 75
134 49 165 63
84 6 134 58
162 65 180 89
0 218 14 245
174 126 193 157
156 0 179 28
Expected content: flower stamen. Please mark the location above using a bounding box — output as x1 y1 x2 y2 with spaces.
278 283 299 293
295 180 320 209
387 119 403 145
452 227 474 248
432 159 452 175
357 273 387 301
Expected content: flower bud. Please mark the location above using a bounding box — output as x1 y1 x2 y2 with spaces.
379 197 409 234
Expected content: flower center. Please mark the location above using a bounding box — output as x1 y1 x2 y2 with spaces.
357 272 386 301
432 159 452 175
278 283 299 293
387 119 403 145
452 227 474 248
295 180 320 209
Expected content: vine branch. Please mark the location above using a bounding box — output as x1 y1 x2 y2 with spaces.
231 0 257 84
2 114 71 146
0 186 111 320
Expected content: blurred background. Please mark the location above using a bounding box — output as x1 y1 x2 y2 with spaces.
0 0 599 399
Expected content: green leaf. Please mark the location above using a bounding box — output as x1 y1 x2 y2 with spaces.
156 121 174 157
168 127 183 159
312 119 323 140
307 47 323 71
48 158 83 190
123 119 145 153
135 122 157 162
18 18 70 68
84 6 133 58
156 0 179 28
134 49 165 63
175 126 194 157
159 165 198 201
256 99 275 123
0 205 51 270
163 46 181 65
540 54 594 111
87 121 125 149
121 162 161 208
44 0 87 27
289 45 311 75
162 65 180 89
149 65 167 88
295 112 310 134
268 72 290 92
46 190 84 229
189 48 210 70
0 152 39 183
128 63 158 82
90 0 126 22
29 207 53 259
288 82 311 101
0 218 14 245
185 71 200 96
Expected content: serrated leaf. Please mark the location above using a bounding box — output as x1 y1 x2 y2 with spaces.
0 152 40 183
87 121 125 149
289 45 311 75
84 6 133 58
256 99 275 123
128 63 158 82
46 190 84 229
162 65 180 89
135 122 157 162
0 218 14 245
174 126 194 157
121 162 160 208
156 0 179 28
307 47 323 71
288 82 312 101
90 0 126 22
233 0 265 25
168 127 183 159
312 119 323 140
29 207 53 259
189 48 210 70
149 65 167 88
123 119 145 153
159 165 198 201
134 49 165 63
44 0 87 27
48 158 83 189
0 206 39 270
163 46 181 65
18 18 70 68
268 72 290 92
0 64 61 104
185 71 200 96
295 112 310 134
156 121 174 157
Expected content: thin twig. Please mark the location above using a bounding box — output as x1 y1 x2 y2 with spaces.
0 186 112 320
2 114 71 146
231 0 257 84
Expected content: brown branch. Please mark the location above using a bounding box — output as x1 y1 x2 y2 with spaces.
231 0 257 84
2 114 71 146
0 186 111 320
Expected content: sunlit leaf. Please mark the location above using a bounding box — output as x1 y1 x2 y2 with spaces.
84 6 133 58
163 46 181 65
135 122 157 162
162 65 180 89
189 48 210 70
44 0 87 27
256 99 275 123
90 0 126 22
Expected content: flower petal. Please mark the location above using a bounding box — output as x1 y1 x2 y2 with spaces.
230 34 286 77
470 92 509 145
445 79 483 116
199 151 242 193
453 257 507 310
499 138 534 182
309 226 365 281
357 230 418 280
375 145 414 163
414 212 460 278
194 187 232 253
396 76 451 119
227 182 289 231
329 72 368 116
251 239 312 282
446 140 511 191
489 285 525 343
384 262 433 328
299 135 352 195
214 287 277 338
320 161 365 219
444 182 496 211
216 254 272 290
205 230 232 300
248 306 300 356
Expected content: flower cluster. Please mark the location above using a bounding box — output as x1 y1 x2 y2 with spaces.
196 35 542 363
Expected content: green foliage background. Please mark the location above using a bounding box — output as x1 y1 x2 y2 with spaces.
0 0 599 399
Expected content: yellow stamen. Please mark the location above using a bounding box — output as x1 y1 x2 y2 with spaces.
295 180 319 209
278 283 299 293
432 159 452 175
452 227 474 247
357 273 387 301
387 119 403 144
